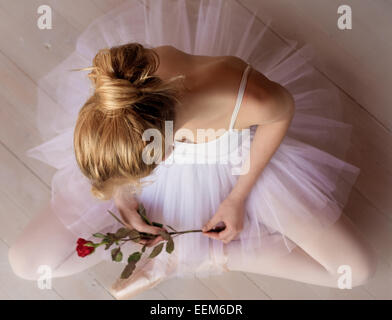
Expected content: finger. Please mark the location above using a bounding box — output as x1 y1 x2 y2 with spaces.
138 238 149 245
218 231 234 243
142 225 166 235
146 235 164 247
202 215 222 232
138 234 160 247
220 231 238 244
204 231 233 244
133 218 166 235
202 231 221 240
217 227 232 240
220 236 232 244
138 237 156 247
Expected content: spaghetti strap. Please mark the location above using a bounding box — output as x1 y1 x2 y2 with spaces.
228 63 252 130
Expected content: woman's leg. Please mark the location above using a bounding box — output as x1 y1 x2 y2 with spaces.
110 210 377 298
225 214 377 288
8 202 103 280
8 202 178 299
10 202 375 293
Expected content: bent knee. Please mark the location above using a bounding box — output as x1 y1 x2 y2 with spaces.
330 243 377 287
351 248 377 287
8 244 47 281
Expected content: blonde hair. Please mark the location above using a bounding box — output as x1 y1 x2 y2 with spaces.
74 43 184 200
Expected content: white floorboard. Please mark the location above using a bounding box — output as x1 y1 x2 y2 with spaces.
0 0 390 299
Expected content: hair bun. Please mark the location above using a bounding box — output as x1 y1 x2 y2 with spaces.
86 43 179 115
75 43 184 200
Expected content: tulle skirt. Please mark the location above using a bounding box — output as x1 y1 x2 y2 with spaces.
26 0 360 279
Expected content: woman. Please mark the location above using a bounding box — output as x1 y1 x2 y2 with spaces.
9 0 375 299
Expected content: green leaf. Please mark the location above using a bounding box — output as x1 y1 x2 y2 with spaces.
115 227 132 239
128 229 141 243
148 242 164 258
128 229 140 238
166 238 174 254
152 221 163 228
104 241 114 250
111 247 123 262
137 203 152 225
141 245 146 253
93 233 106 238
120 261 136 279
158 230 171 241
128 252 142 263
130 236 141 243
106 233 116 241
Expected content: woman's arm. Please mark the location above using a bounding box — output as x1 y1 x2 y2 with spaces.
113 184 165 247
229 79 295 201
203 70 295 243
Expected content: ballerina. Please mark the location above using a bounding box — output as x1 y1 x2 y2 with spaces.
9 43 375 299
8 0 375 300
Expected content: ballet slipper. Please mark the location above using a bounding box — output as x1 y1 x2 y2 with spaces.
219 243 230 272
110 243 230 299
194 243 230 275
110 267 165 300
110 252 178 300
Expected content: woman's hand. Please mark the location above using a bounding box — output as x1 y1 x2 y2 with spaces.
113 186 165 247
202 195 245 244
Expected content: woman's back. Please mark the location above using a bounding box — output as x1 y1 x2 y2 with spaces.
152 45 251 142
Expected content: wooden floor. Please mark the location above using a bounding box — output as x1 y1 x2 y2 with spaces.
1 0 391 299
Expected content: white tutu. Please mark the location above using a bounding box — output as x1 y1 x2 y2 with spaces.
26 0 360 280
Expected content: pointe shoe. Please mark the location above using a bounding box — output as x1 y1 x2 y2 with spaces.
194 243 230 275
110 254 178 300
110 267 165 300
222 243 230 272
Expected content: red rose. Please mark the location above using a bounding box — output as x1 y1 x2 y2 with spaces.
76 238 95 257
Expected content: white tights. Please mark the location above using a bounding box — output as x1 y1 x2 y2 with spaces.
8 202 376 299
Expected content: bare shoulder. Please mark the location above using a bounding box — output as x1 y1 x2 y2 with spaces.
227 57 295 128
207 56 294 128
151 45 185 68
152 47 294 128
